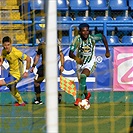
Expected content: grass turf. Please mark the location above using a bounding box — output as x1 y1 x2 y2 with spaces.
0 103 133 133
0 92 133 133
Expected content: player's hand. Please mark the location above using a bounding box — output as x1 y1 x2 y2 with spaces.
60 65 64 74
23 72 28 78
75 57 83 65
105 50 110 58
30 67 34 73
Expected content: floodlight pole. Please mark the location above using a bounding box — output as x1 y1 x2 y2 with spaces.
45 0 58 133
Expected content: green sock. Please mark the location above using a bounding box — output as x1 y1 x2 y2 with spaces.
78 74 86 99
84 86 88 98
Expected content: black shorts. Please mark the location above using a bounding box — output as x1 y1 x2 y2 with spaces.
35 65 45 83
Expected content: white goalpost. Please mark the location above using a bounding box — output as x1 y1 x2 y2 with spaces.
45 0 58 133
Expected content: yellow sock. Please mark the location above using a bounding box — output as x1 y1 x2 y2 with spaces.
14 92 24 104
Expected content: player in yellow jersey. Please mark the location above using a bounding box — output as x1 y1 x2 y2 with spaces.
0 36 31 106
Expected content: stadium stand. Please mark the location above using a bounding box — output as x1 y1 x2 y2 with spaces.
74 16 95 31
69 0 89 17
106 36 120 46
121 36 133 45
34 16 45 43
57 16 73 31
95 16 115 32
57 0 69 16
61 36 70 43
7 0 132 46
109 0 128 11
29 0 44 10
29 0 45 44
129 0 133 10
0 0 29 44
115 16 133 31
89 0 108 10
96 35 121 46
89 0 109 16
34 17 45 32
61 36 70 45
109 0 128 18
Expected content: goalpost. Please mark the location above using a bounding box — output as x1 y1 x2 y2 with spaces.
45 0 58 132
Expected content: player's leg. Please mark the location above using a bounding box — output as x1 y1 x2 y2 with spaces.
8 83 25 106
74 73 87 106
83 62 96 100
74 68 90 106
33 65 44 104
4 75 25 106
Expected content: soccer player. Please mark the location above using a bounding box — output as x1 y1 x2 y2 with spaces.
30 41 64 104
69 23 110 106
0 36 31 106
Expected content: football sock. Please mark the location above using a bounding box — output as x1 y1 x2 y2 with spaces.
78 74 86 99
10 87 24 104
36 93 41 101
14 91 24 104
84 86 88 97
35 86 41 101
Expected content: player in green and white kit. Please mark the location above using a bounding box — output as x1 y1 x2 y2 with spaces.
69 23 110 106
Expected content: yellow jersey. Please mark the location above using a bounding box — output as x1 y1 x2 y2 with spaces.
2 47 27 80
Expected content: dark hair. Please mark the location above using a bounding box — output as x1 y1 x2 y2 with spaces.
2 36 12 44
79 23 89 31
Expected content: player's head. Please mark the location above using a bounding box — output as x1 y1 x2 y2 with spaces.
2 36 12 53
79 23 89 40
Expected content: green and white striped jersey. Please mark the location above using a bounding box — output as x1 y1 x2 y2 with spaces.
70 33 103 64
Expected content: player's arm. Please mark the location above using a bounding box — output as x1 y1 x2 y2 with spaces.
30 54 40 73
59 50 64 73
30 42 43 72
0 50 5 66
0 56 4 66
69 50 83 65
102 35 110 58
58 41 65 73
25 55 31 71
69 36 83 64
23 55 31 78
59 51 64 66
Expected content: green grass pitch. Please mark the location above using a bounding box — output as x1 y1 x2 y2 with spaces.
0 92 133 133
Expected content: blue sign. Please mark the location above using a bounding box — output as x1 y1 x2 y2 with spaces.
0 46 113 92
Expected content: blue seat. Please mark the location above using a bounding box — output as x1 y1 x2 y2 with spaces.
57 16 73 31
89 0 108 10
106 36 120 45
109 0 128 10
122 36 133 45
57 0 68 11
61 36 70 44
69 0 89 11
35 17 45 31
30 0 44 10
129 0 133 10
74 17 95 31
115 16 133 31
95 16 115 31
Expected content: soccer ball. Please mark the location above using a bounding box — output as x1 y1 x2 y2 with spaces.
78 99 90 110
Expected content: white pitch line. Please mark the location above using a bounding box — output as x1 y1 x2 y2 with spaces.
0 116 132 119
